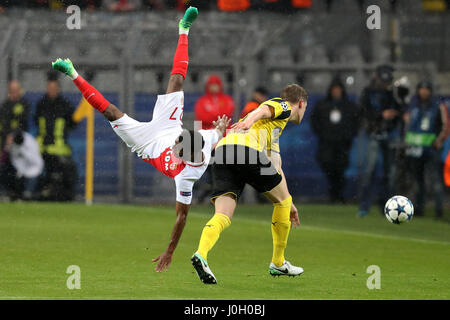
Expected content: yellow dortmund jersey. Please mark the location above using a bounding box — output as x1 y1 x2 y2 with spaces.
217 97 291 153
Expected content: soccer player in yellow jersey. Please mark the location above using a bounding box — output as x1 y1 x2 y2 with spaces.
191 84 308 284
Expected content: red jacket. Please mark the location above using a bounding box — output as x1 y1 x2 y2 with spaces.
194 75 235 130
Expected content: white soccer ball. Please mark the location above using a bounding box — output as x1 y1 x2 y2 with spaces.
384 195 414 224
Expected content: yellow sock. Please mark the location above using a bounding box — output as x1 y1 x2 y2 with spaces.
271 196 292 267
196 213 231 260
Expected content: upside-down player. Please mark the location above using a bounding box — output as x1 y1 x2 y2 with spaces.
191 84 308 284
51 7 230 272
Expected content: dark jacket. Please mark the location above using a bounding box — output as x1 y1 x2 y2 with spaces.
0 97 30 149
406 96 449 152
360 81 402 136
311 82 361 144
34 94 76 157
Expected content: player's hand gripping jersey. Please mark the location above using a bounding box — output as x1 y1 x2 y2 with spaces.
216 97 291 153
110 91 219 205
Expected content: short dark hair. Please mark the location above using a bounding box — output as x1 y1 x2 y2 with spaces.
178 129 205 162
281 84 308 104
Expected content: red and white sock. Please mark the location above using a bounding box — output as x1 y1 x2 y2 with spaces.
73 75 110 113
171 33 189 79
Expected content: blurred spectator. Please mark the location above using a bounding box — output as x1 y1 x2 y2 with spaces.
141 0 165 10
194 75 235 130
193 75 234 203
218 0 250 11
252 0 310 11
422 0 447 11
0 130 44 201
188 0 211 10
393 76 413 195
159 0 210 10
404 81 449 218
0 0 28 11
311 77 361 203
62 0 103 9
291 0 312 9
30 0 65 10
358 65 402 217
444 149 450 187
0 80 30 151
325 0 365 12
240 86 268 118
104 0 140 11
27 0 49 9
34 71 78 201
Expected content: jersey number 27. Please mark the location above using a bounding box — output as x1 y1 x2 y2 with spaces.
169 107 184 121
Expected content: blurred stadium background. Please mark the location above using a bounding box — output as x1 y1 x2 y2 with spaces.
1 0 450 208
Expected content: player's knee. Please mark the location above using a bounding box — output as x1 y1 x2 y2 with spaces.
167 74 184 93
103 104 123 121
273 195 292 208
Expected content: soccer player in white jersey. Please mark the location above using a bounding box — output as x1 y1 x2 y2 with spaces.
51 7 230 272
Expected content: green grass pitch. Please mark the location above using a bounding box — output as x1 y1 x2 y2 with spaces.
0 202 449 299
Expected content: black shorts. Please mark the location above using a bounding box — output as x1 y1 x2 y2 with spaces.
210 145 282 201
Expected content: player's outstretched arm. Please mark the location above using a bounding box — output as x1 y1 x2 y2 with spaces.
51 58 123 121
152 201 190 272
231 105 273 132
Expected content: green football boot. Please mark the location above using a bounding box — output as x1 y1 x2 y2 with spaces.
51 58 77 79
179 6 198 32
191 252 217 284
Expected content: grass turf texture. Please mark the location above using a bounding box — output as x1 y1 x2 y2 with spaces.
0 202 449 299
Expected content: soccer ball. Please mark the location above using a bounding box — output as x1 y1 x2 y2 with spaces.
384 195 414 224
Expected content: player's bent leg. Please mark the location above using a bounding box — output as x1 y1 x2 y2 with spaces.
268 195 304 277
166 7 198 94
270 195 292 266
109 114 152 154
263 176 291 204
264 181 304 277
212 194 237 220
103 104 124 122
192 194 234 284
52 58 124 121
166 74 184 94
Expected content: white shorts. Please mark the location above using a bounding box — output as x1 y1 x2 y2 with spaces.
110 91 184 159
